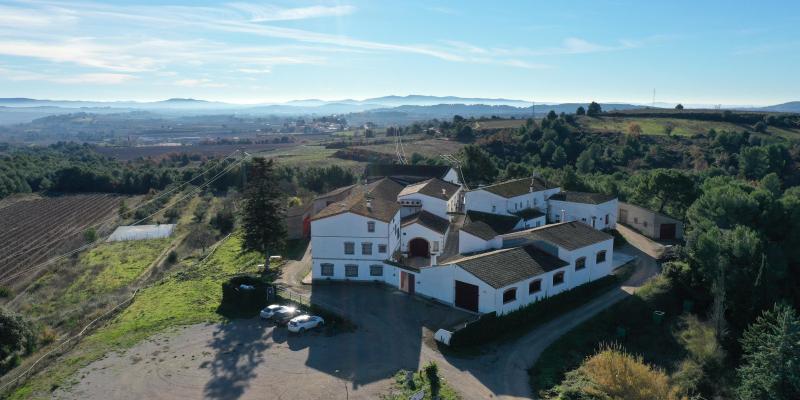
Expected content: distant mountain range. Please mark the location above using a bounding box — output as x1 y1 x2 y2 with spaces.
0 95 798 125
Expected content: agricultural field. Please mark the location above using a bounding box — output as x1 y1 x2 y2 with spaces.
93 142 299 161
577 115 800 138
354 138 466 159
257 144 366 169
473 118 528 130
0 194 123 290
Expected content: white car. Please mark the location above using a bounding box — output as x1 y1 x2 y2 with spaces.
259 304 285 319
287 315 325 333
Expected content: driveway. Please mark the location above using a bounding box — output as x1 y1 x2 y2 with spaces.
56 247 657 400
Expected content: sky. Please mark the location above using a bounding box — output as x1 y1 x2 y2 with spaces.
0 0 798 105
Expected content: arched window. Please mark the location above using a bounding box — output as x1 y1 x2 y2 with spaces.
502 288 517 304
575 257 587 271
596 250 607 263
529 279 542 294
553 271 565 286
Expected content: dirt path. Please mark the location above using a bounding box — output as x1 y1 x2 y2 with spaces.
277 242 311 288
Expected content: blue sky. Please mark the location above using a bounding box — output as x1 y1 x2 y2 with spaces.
0 0 798 105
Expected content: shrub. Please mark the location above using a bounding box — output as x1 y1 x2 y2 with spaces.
424 361 441 397
166 250 178 264
450 274 620 347
0 287 11 298
216 275 268 318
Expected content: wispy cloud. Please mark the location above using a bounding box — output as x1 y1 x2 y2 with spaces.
174 78 227 88
228 3 356 22
0 66 135 84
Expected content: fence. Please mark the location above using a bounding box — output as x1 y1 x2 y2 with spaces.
275 285 311 306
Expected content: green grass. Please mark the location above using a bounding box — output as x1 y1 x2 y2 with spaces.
257 144 364 169
8 234 263 399
383 366 460 400
63 239 169 301
355 138 466 158
528 275 686 396
578 115 800 138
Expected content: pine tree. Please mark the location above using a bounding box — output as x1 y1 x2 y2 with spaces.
241 158 287 266
737 303 800 400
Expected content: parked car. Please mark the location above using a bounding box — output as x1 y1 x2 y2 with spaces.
259 304 285 319
272 306 301 325
287 315 325 333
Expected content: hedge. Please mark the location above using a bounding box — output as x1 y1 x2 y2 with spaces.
449 273 622 348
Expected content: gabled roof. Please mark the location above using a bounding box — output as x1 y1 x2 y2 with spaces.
549 191 616 205
474 177 557 199
398 178 461 200
460 221 498 241
365 164 453 184
465 210 520 235
504 221 613 251
448 245 569 289
366 177 405 201
401 210 450 234
311 188 400 223
315 184 355 200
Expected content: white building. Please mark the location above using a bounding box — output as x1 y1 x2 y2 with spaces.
310 172 620 316
548 191 618 230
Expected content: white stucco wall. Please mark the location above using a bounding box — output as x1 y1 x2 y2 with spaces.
311 211 401 281
458 230 501 254
397 193 450 219
442 168 460 185
549 199 618 230
465 187 560 217
400 222 447 262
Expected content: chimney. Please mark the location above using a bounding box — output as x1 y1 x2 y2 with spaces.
442 188 447 197
366 197 373 211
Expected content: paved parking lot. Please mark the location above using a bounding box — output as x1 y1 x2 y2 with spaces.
56 284 473 400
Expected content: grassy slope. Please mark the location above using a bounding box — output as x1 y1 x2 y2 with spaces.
9 234 262 399
355 138 466 158
528 276 686 395
257 144 365 169
579 115 800 138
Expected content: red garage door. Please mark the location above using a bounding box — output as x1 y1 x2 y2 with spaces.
454 280 479 312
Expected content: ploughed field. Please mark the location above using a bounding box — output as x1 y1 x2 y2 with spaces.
0 194 122 288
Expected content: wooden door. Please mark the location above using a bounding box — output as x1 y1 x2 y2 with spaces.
454 280 479 312
659 223 676 240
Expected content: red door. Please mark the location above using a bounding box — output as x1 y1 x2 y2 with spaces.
454 280 479 312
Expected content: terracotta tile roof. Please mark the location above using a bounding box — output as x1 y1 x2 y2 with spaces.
448 245 569 289
311 187 400 222
475 177 557 198
503 221 613 251
401 210 450 234
549 191 616 205
366 177 404 201
398 178 461 200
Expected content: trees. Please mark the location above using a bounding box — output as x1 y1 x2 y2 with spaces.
460 145 498 186
630 169 697 216
576 106 586 116
0 308 36 372
587 101 602 116
241 158 287 264
628 122 643 136
739 146 771 180
551 146 567 168
737 304 800 400
186 225 215 252
675 103 685 110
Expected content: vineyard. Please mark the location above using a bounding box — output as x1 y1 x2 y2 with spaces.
0 194 123 289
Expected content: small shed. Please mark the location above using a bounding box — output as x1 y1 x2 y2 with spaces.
617 202 683 240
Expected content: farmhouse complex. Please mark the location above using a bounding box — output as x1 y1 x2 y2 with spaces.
310 164 619 315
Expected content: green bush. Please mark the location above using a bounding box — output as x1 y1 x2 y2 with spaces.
450 274 620 348
166 250 178 264
216 275 268 318
0 286 11 298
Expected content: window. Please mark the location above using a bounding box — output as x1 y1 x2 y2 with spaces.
361 242 372 255
502 288 517 304
643 221 648 227
529 279 542 294
535 221 542 227
581 217 587 222
575 257 586 271
320 263 334 276
515 203 518 210
345 264 358 277
367 221 375 232
370 264 383 276
555 214 561 222
605 214 609 225
378 244 387 253
432 241 439 252
344 242 355 255
553 271 565 285
534 198 538 206
596 250 607 264
492 205 496 212
634 217 639 224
